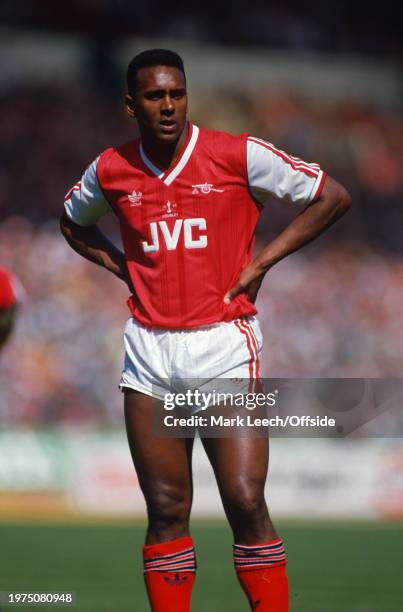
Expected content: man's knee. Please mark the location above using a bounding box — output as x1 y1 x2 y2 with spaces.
223 480 267 522
146 483 192 530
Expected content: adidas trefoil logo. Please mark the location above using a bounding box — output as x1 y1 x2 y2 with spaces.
163 573 189 586
128 190 142 206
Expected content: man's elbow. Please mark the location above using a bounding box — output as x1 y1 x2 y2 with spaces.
60 212 68 236
336 185 352 215
318 176 352 219
60 210 74 241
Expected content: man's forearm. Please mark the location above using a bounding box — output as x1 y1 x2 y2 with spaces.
224 176 351 304
60 211 128 282
255 176 351 271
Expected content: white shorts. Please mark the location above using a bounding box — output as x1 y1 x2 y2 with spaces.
119 316 263 409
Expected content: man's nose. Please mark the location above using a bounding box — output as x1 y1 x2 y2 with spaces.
161 95 174 114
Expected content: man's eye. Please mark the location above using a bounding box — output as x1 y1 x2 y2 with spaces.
145 93 162 101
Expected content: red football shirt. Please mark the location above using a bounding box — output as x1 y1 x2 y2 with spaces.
64 123 325 328
0 267 17 310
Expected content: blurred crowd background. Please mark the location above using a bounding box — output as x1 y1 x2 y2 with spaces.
0 4 402 427
1 1 400 58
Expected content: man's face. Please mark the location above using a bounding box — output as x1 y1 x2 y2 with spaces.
127 65 187 142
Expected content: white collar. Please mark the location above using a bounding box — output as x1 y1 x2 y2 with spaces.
139 124 199 186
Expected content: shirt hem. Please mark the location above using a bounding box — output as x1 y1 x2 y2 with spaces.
126 305 258 331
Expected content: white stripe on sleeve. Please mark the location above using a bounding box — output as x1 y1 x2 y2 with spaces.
247 137 325 206
64 157 112 226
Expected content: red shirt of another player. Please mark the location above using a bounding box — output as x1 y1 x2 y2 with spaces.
0 267 17 309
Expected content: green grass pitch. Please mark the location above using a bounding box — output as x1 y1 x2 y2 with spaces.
0 520 402 611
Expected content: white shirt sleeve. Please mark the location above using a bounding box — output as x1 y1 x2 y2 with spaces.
247 137 326 206
64 157 112 226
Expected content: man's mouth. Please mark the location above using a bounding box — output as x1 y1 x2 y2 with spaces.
159 120 177 132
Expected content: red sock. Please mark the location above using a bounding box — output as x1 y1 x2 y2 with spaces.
234 538 289 611
143 536 196 612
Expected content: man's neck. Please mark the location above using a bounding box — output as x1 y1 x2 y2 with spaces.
141 122 189 171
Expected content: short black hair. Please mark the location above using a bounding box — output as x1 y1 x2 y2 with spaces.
127 49 185 97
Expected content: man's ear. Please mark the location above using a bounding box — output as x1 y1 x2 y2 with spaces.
125 95 136 119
